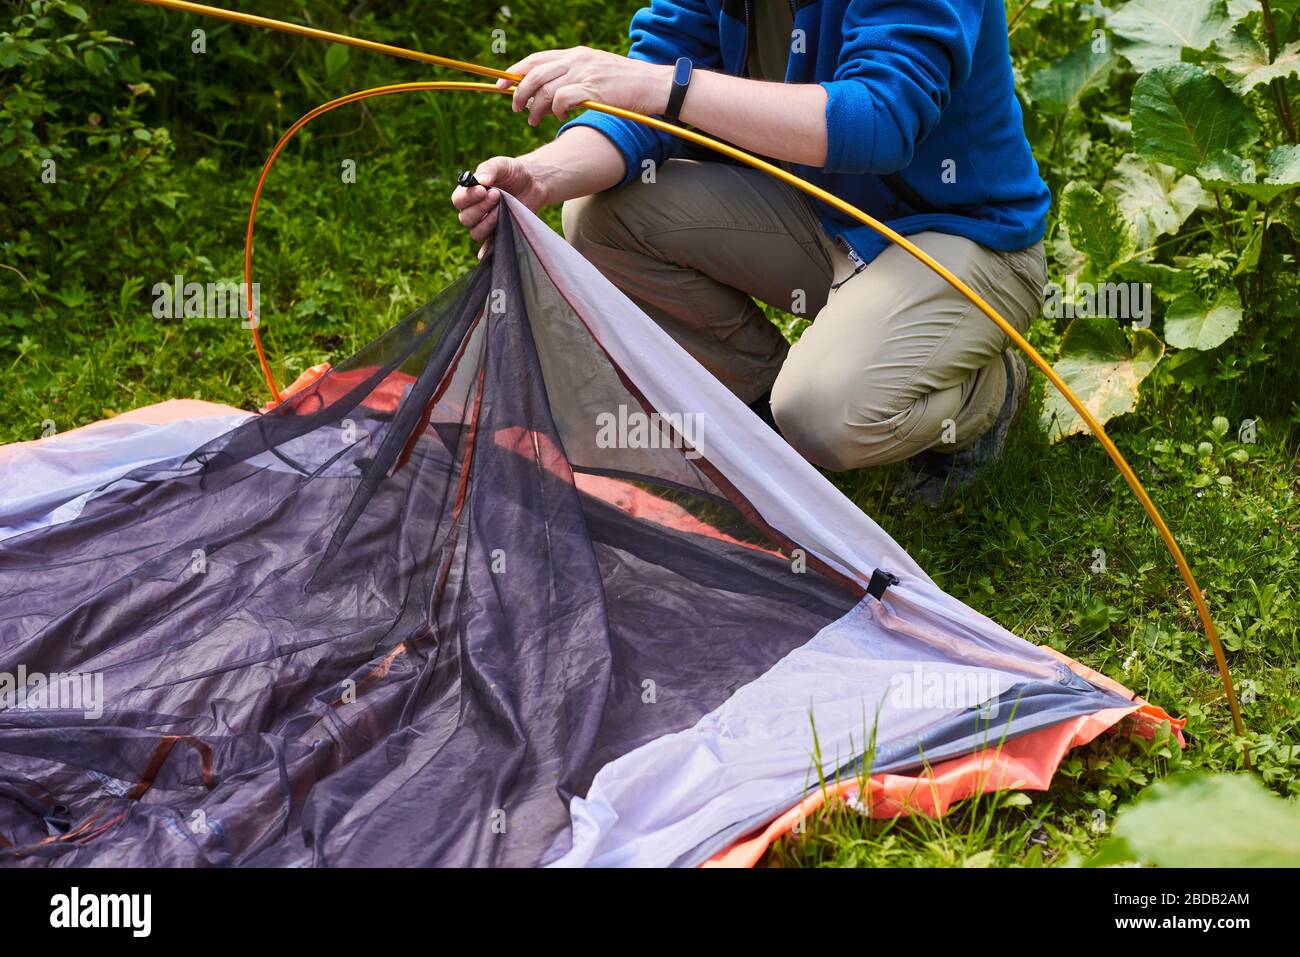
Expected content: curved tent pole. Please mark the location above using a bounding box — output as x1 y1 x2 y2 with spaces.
241 82 506 402
132 0 1248 745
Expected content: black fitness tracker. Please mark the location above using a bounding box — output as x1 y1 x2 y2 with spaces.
665 56 693 121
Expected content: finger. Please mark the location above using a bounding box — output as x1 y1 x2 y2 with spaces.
473 156 517 190
528 78 563 126
499 49 565 95
504 48 568 80
470 203 501 244
457 188 500 228
551 84 591 119
477 237 494 261
457 200 486 230
513 60 567 114
451 182 488 211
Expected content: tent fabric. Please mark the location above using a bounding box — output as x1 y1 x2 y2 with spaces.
0 401 250 543
0 198 1173 867
552 597 1130 867
705 701 1150 868
700 649 1183 867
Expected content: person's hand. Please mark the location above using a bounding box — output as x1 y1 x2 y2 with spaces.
450 156 547 258
498 47 672 126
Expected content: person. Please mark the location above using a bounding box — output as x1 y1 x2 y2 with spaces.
451 0 1049 503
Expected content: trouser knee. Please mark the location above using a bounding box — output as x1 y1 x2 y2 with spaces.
770 377 949 472
562 192 632 266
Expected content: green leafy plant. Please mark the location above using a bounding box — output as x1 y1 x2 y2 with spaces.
1042 317 1163 441
1027 0 1300 439
1088 772 1300 866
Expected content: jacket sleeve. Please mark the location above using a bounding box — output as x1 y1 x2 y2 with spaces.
557 0 722 188
821 0 981 176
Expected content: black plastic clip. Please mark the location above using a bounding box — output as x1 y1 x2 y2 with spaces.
457 169 480 189
866 568 899 602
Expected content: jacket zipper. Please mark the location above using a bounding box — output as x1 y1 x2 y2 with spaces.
744 2 799 77
742 0 753 73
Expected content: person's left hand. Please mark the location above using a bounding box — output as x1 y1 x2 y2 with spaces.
497 48 672 125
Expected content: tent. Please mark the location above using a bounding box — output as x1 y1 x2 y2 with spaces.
0 197 1179 866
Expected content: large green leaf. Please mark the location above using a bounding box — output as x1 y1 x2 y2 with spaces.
1164 287 1243 350
1041 319 1164 442
1106 155 1207 250
1060 181 1136 279
1208 23 1300 95
1197 145 1300 202
1111 0 1233 71
1028 40 1120 112
1131 64 1258 175
1115 260 1197 302
1089 773 1300 867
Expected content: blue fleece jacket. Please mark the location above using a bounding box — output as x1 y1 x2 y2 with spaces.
558 0 1050 265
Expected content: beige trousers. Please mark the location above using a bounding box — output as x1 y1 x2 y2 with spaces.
562 159 1047 471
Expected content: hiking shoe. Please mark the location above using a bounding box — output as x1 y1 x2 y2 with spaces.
892 350 1028 507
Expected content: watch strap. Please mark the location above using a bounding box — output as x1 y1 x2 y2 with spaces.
665 57 692 122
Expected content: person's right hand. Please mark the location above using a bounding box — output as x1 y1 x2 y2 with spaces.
451 156 546 258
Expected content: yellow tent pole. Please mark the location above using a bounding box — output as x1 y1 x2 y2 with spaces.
127 0 1247 744
132 0 517 80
